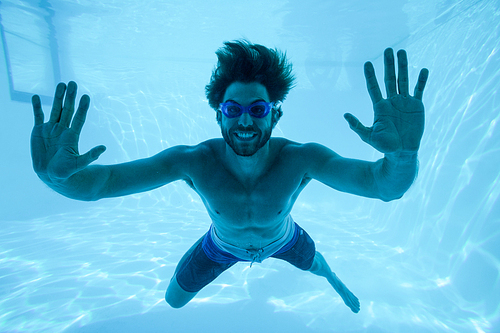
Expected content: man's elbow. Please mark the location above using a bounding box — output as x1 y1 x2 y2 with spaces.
374 172 415 202
376 184 408 202
64 191 103 202
379 192 404 202
83 194 102 202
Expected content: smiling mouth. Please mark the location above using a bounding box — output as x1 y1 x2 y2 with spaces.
234 131 257 141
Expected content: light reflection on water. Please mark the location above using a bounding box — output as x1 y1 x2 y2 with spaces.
0 203 492 333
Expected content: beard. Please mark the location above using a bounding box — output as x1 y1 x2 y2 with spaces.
221 124 272 157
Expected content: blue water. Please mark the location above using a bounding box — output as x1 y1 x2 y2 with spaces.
1 0 499 332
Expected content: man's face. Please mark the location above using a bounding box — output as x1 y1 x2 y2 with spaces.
220 82 274 157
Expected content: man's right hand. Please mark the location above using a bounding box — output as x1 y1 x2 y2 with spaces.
31 81 106 183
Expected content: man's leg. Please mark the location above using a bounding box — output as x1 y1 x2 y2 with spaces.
165 234 237 308
165 275 199 309
272 223 360 313
165 235 204 308
308 251 360 313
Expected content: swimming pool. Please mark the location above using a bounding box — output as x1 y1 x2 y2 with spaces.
1 0 499 332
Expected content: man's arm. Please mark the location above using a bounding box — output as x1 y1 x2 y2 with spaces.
31 81 191 201
305 48 428 201
302 143 416 202
41 145 193 201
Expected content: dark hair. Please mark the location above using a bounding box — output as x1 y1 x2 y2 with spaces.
205 40 295 123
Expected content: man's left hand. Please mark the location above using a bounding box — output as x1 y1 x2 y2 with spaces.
344 48 429 154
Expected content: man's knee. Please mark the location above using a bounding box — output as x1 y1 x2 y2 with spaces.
165 297 184 309
308 251 330 275
165 275 197 309
165 294 188 309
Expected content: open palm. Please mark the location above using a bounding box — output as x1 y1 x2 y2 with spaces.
31 82 106 182
344 49 429 154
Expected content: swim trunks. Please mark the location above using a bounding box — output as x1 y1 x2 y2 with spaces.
175 216 316 293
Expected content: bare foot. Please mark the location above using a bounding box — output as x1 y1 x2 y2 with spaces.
328 273 360 313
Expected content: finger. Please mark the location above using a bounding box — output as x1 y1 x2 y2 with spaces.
49 82 66 123
414 68 429 100
77 145 107 170
397 49 409 97
344 113 371 143
70 94 90 135
32 95 44 126
384 48 397 98
364 62 383 105
59 81 78 128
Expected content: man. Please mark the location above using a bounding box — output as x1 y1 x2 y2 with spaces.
31 40 428 313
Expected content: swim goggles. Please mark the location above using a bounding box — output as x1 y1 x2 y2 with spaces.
219 101 274 118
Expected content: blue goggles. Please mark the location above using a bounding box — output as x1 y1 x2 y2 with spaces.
219 101 274 118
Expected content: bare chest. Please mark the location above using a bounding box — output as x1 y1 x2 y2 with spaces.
188 153 308 229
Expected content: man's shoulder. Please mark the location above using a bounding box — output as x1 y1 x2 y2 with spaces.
271 138 319 168
153 139 220 166
272 137 300 151
275 140 341 167
273 138 320 155
195 138 223 155
181 138 224 163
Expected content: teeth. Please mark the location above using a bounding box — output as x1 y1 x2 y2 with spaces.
235 132 256 138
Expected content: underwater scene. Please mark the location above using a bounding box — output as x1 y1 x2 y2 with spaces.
1 0 499 332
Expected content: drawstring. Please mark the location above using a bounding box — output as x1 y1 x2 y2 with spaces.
248 248 264 267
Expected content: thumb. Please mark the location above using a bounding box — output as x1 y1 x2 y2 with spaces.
77 145 106 169
344 113 371 144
